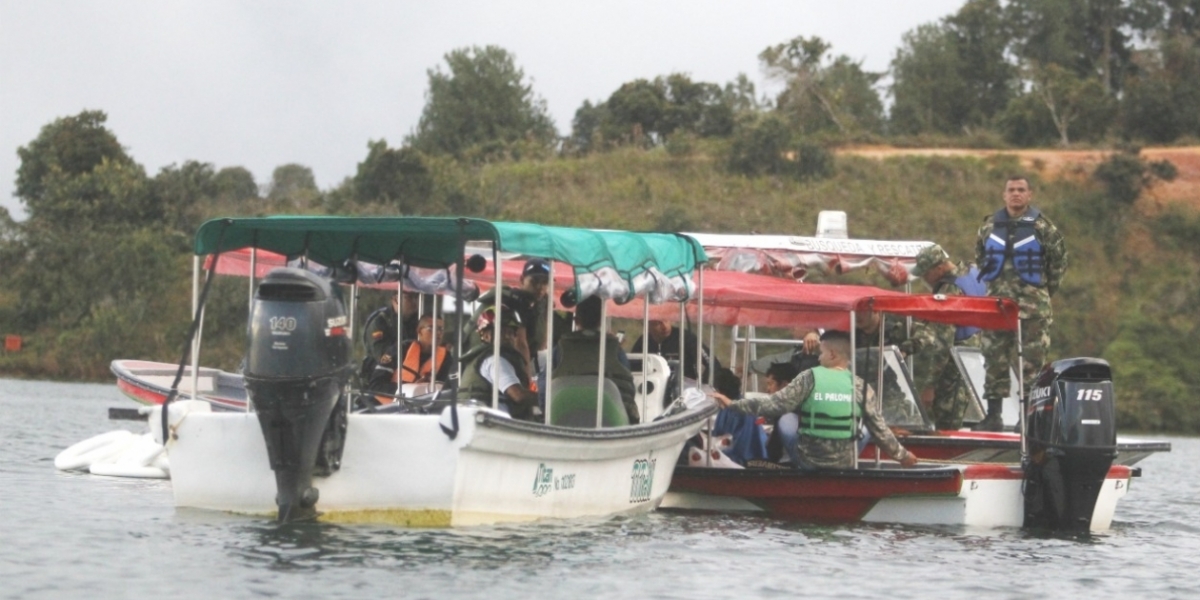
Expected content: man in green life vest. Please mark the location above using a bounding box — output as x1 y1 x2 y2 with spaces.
712 330 918 469
458 306 541 421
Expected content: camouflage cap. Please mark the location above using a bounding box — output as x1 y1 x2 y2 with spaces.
912 244 950 277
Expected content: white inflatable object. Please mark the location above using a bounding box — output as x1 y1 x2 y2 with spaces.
55 430 137 471
89 433 168 479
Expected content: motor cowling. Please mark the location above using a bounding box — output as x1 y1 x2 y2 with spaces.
244 267 352 523
1023 357 1118 531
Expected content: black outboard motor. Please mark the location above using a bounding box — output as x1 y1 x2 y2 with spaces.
244 268 352 523
1023 358 1118 531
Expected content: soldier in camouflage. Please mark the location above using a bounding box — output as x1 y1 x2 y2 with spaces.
973 176 1068 431
906 244 980 430
712 330 917 470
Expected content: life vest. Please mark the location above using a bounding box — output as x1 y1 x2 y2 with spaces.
980 208 1044 287
799 366 859 440
458 342 531 410
935 265 987 342
397 343 449 383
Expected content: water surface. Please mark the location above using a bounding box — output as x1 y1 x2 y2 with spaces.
2 378 1194 599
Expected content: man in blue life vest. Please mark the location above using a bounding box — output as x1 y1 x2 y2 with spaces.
973 176 1068 431
711 330 918 470
906 244 982 430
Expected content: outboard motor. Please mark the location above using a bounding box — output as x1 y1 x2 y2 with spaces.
1022 358 1118 531
244 268 352 523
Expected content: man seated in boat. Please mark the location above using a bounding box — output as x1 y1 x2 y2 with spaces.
399 316 454 384
549 295 640 423
711 330 918 470
631 319 719 382
457 307 541 421
361 290 421 382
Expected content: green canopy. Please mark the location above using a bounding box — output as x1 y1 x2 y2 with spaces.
194 217 706 301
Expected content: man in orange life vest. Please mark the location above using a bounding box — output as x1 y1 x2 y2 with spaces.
397 315 454 385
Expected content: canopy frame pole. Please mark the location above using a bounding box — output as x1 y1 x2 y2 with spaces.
492 245 502 411
640 300 649 422
678 301 686 400
191 256 202 400
544 262 555 425
696 266 705 388
1018 318 1027 460
429 290 438 394
875 313 885 467
850 309 858 470
395 277 404 400
596 298 608 428
247 248 258 413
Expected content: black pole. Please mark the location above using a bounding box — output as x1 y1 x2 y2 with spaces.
161 224 229 446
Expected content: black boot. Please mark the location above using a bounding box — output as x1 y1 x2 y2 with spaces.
972 400 1004 432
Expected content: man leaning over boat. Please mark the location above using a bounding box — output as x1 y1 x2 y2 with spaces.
711 330 918 470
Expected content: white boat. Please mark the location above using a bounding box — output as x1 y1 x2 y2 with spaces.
150 217 717 525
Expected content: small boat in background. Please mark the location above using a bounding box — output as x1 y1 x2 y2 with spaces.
111 359 247 412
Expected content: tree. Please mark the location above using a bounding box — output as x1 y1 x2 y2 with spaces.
153 161 216 233
890 1 1016 136
212 167 260 202
890 23 968 135
1027 62 1116 145
353 140 433 212
759 36 884 136
1007 0 1138 96
16 110 136 221
726 114 794 176
266 164 319 207
409 45 557 157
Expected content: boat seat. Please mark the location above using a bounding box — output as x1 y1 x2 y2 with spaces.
548 375 629 428
627 353 669 422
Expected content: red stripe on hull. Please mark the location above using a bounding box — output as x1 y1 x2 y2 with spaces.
669 467 964 523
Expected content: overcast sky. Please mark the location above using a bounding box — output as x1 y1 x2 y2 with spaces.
0 0 965 220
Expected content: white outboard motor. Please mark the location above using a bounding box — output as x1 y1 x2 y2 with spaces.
244 267 352 523
1022 357 1118 531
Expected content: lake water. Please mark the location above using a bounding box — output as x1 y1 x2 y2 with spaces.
2 378 1196 600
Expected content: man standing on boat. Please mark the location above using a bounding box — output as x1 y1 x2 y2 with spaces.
974 176 1068 431
458 307 541 420
469 258 557 375
906 244 981 430
711 330 918 469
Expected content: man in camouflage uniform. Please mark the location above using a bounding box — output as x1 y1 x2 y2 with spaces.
712 330 917 469
906 244 981 430
973 176 1068 431
361 291 420 383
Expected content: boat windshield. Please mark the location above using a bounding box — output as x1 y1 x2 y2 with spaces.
951 346 1017 427
855 346 933 431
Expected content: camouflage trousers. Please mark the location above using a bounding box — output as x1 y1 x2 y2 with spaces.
982 316 1051 405
929 364 973 430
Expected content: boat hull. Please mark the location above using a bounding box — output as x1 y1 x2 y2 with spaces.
664 463 1131 530
157 402 712 526
112 359 247 412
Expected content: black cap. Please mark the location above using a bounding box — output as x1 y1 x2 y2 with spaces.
522 258 550 278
